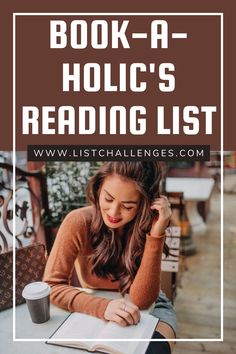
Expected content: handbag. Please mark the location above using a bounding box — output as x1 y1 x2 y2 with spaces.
0 243 47 311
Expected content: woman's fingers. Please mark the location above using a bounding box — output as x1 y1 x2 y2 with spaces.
104 299 141 327
150 197 171 212
111 314 128 327
124 302 141 324
151 196 170 207
160 194 169 200
116 309 135 325
115 306 140 326
149 197 172 236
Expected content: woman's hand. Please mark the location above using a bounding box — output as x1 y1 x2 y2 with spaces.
149 195 172 237
104 298 140 327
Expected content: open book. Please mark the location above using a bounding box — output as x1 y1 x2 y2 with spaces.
47 312 159 354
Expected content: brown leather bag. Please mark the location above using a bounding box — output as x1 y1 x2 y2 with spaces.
0 243 47 311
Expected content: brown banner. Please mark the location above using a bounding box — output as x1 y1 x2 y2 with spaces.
0 1 235 151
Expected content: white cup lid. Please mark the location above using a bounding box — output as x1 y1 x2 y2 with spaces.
22 281 51 300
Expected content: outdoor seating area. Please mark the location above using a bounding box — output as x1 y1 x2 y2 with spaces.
0 152 236 353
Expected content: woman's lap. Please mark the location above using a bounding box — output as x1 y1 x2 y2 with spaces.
150 290 177 337
145 291 176 353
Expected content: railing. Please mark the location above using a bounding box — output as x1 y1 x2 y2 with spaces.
0 162 51 253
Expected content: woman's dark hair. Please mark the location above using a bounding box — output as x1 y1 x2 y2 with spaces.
86 161 168 295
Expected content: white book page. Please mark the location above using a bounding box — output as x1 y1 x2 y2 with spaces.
95 340 142 354
98 314 158 339
94 314 158 354
50 312 106 340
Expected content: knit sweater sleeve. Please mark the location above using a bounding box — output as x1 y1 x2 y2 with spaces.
43 209 110 319
129 234 165 309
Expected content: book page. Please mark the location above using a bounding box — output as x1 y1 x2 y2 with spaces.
50 312 107 341
98 313 158 339
94 340 147 354
94 314 158 354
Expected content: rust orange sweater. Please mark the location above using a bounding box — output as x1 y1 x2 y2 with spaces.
43 206 165 319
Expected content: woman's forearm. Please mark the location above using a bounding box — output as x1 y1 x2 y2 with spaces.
43 209 110 319
129 234 165 308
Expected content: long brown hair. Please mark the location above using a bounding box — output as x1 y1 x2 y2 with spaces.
86 161 165 295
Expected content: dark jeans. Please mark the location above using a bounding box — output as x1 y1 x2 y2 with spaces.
145 331 171 354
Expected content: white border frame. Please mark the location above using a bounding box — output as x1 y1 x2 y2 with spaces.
13 12 224 343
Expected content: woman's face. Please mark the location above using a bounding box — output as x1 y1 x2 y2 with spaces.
99 174 141 232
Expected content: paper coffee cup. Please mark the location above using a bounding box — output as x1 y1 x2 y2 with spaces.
22 282 51 324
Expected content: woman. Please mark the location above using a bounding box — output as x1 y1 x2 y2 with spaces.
44 162 176 353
